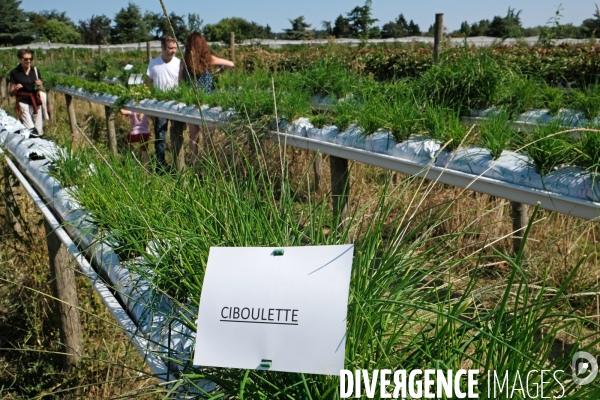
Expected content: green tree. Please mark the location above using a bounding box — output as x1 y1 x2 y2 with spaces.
43 19 81 43
382 13 409 38
188 13 203 33
284 15 313 40
27 12 46 41
321 21 333 36
581 6 600 37
0 0 33 45
40 9 75 27
332 14 352 38
203 17 273 43
459 21 471 36
79 15 111 45
347 0 378 39
469 19 490 36
486 8 523 37
111 2 148 44
144 11 162 39
407 20 420 36
157 12 189 41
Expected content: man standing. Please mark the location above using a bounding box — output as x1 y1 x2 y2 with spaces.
146 35 180 172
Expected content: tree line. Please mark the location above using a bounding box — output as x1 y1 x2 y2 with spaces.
1 0 599 46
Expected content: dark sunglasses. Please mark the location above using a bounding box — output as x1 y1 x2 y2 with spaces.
20 57 32 61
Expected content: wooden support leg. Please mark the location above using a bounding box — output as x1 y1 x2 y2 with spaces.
6 80 11 107
65 94 79 148
313 152 323 192
44 220 83 369
329 155 350 234
170 121 185 172
47 89 54 122
3 165 23 235
0 76 6 104
510 201 529 256
104 106 117 155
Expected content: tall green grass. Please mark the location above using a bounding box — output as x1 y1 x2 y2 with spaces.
50 122 600 398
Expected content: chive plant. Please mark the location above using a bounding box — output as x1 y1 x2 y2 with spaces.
523 121 578 175
50 135 600 398
423 105 467 151
478 109 516 159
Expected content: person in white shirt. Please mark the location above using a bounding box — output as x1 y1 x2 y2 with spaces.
147 35 181 171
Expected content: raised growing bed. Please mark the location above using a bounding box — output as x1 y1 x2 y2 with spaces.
49 85 600 220
0 111 216 393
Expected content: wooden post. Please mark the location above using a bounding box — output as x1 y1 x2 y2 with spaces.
510 201 529 256
65 94 79 147
105 106 117 155
313 152 323 192
3 166 23 235
6 80 11 107
98 45 102 57
171 121 185 172
147 41 152 63
47 90 54 122
44 220 83 368
71 49 75 62
0 76 6 104
433 13 444 63
329 156 350 233
50 50 54 64
229 32 235 63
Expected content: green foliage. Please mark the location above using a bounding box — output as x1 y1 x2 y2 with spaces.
478 109 515 159
570 85 600 119
381 13 409 38
78 14 112 45
145 11 189 42
580 6 600 37
541 86 566 115
110 2 148 44
417 51 511 111
203 17 273 43
84 57 111 81
283 16 313 40
41 43 600 174
0 0 33 45
42 19 81 44
332 14 352 38
574 124 600 174
48 131 600 398
524 121 578 175
423 105 467 150
346 0 378 39
486 7 524 38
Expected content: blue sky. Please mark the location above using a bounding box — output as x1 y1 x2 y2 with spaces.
20 0 598 33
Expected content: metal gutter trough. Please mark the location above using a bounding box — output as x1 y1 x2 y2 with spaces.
0 110 216 395
49 85 600 220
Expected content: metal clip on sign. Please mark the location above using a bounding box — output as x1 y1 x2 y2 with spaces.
272 249 284 256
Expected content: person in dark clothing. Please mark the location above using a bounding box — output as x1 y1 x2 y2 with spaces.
9 49 44 135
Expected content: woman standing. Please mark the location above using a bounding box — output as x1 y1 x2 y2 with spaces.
9 49 44 136
179 32 234 166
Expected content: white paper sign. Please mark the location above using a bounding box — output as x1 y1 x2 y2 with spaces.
194 245 354 375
